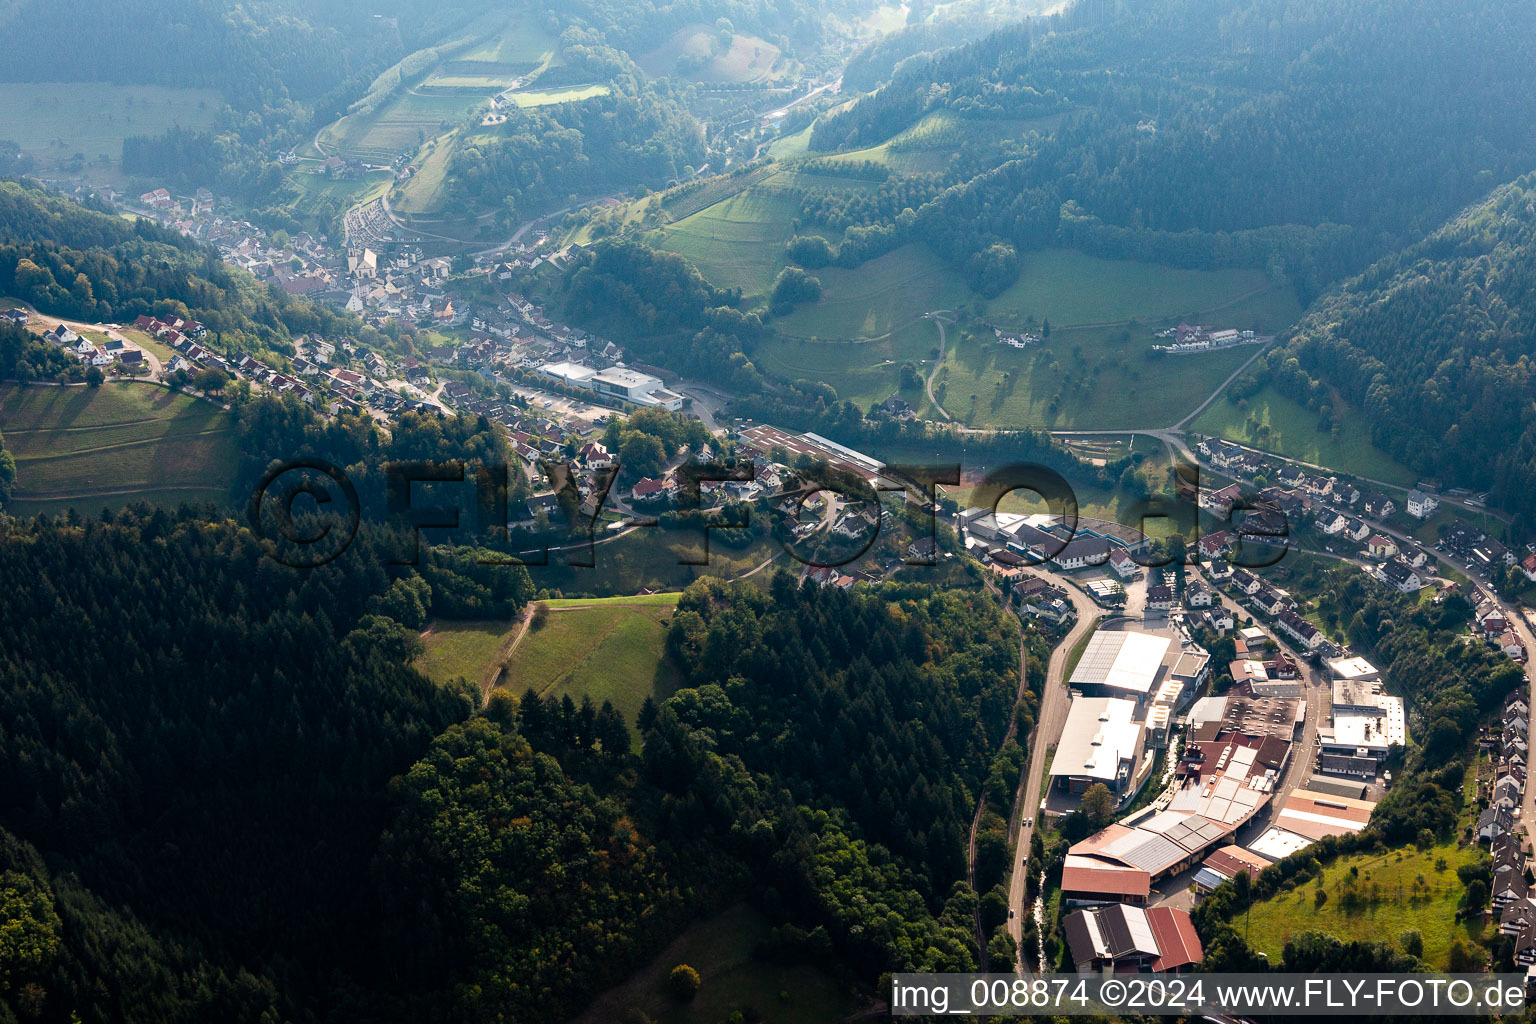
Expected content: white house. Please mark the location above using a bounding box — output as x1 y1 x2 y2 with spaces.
1406 489 1438 519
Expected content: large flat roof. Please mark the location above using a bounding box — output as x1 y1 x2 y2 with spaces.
1328 710 1395 751
591 366 663 389
1051 697 1142 783
1327 655 1380 680
1247 826 1313 861
539 360 595 381
1070 630 1172 695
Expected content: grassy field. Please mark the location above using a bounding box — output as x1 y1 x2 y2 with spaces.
391 137 457 215
771 245 971 339
768 125 812 160
638 26 786 83
752 317 937 409
0 382 237 515
772 247 1283 340
460 14 562 65
505 593 684 729
0 83 220 171
509 83 611 107
1244 838 1485 969
571 903 852 1024
756 260 1300 429
1190 384 1418 486
414 620 520 687
654 189 804 302
321 89 487 160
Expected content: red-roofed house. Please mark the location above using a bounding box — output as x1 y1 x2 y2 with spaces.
1146 907 1204 972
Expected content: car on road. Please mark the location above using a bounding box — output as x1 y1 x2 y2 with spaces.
1009 909 1015 920
1024 816 1033 828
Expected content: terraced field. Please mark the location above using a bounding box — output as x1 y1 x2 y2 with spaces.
654 188 805 301
0 382 238 515
321 90 487 162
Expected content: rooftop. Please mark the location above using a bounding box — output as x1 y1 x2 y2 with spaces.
1051 697 1142 783
1070 629 1173 696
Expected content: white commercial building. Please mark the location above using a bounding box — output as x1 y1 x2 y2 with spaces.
537 361 685 410
1050 697 1144 795
1069 630 1175 704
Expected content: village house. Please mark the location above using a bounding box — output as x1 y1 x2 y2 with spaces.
1406 488 1439 519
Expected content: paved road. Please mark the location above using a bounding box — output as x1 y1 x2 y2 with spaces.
674 379 732 431
1006 579 1100 968
1193 570 1326 836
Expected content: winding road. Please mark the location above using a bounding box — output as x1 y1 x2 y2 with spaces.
924 311 955 421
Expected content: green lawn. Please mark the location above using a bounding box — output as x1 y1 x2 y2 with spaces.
1243 839 1485 970
505 594 684 730
753 317 937 409
761 275 1297 430
391 137 457 215
773 246 1287 341
571 903 853 1024
460 12 562 65
0 83 220 172
543 592 682 608
770 244 972 340
118 327 177 364
414 620 519 687
0 382 238 515
1190 384 1418 486
767 125 812 160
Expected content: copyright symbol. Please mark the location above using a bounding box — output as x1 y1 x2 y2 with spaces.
1100 979 1126 1008
246 459 360 568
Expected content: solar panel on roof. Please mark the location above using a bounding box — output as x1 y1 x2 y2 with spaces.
1113 833 1189 874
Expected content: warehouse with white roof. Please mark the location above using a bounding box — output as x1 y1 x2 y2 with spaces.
1050 697 1144 796
1069 629 1175 703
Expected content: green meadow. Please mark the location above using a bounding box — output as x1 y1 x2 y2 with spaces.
0 82 220 171
1190 383 1417 485
0 382 237 515
505 594 684 730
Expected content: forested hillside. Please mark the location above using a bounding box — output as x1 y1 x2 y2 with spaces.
0 179 353 346
0 537 1028 1022
0 511 531 1022
1260 174 1536 523
448 82 704 217
807 0 1536 299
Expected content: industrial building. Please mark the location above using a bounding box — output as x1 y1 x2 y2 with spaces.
1050 697 1144 796
1063 904 1203 974
1320 655 1405 768
538 361 685 410
1069 630 1176 703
